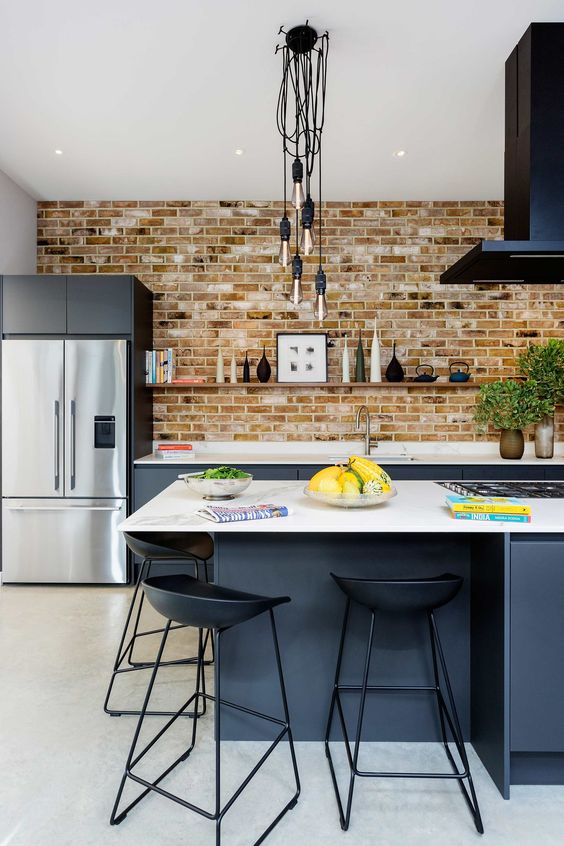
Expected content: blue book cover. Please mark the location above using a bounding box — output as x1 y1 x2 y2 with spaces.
452 511 531 523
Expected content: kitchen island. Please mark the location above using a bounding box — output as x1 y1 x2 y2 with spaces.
120 479 564 799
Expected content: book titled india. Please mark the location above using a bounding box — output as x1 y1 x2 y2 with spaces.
451 511 531 523
197 504 291 523
445 495 531 516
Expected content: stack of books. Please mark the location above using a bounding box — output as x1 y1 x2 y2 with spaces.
445 495 531 523
145 349 174 384
156 443 195 461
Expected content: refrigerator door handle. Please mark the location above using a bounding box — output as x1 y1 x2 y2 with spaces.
70 399 76 489
4 505 124 512
54 400 60 491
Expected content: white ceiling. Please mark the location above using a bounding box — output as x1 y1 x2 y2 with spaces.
0 0 563 201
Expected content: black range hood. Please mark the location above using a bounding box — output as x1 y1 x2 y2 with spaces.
441 23 564 284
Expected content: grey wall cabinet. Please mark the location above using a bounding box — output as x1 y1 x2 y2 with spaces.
2 275 67 334
67 275 132 334
2 274 135 336
510 538 564 752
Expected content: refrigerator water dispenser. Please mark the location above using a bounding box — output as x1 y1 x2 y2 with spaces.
94 415 116 449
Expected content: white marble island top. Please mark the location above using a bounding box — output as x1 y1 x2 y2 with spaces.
120 480 564 535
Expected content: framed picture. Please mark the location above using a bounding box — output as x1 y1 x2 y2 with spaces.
276 332 328 383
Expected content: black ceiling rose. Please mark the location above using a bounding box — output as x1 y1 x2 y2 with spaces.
286 24 318 54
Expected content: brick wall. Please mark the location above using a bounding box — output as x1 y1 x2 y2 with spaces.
37 200 564 443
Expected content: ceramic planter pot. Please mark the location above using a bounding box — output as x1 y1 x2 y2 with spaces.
534 414 554 459
499 428 525 460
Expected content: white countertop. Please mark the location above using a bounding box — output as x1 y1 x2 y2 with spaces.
135 440 564 467
120 479 564 535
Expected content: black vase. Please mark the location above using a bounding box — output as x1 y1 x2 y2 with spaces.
256 346 271 383
355 329 366 383
242 352 251 383
385 341 405 382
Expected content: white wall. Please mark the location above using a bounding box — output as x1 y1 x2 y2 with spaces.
0 169 36 273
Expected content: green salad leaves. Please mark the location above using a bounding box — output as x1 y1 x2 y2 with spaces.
193 466 249 480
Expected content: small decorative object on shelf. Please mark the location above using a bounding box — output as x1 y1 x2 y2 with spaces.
449 361 471 382
276 332 328 383
341 334 350 383
355 327 366 383
385 341 404 382
242 352 251 383
215 348 225 383
414 364 438 383
369 320 381 383
230 355 237 384
256 346 272 383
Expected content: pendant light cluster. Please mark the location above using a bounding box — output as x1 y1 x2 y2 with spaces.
276 22 329 320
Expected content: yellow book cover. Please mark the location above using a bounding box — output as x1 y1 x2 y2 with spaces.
446 495 531 515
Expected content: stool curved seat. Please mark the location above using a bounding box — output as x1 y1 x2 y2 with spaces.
143 573 290 631
123 530 213 562
330 572 463 614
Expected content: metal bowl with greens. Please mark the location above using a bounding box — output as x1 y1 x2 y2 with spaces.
179 466 253 500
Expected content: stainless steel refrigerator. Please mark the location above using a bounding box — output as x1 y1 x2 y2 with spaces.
2 339 128 583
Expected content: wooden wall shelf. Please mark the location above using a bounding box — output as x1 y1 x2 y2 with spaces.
146 381 481 389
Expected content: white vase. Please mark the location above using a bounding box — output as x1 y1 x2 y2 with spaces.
369 322 382 383
342 336 350 383
215 348 225 383
230 355 237 383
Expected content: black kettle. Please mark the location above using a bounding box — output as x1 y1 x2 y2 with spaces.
449 361 471 382
414 364 438 383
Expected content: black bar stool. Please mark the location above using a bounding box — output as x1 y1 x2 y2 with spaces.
104 531 214 718
325 572 484 835
110 573 300 845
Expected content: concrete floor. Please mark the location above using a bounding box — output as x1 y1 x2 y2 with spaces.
0 585 562 846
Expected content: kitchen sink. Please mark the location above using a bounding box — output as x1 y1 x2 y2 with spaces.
328 454 416 463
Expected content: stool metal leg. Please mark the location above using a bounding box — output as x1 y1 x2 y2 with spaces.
325 604 485 835
111 622 207 826
429 612 484 835
104 556 212 718
325 604 375 832
110 610 299 845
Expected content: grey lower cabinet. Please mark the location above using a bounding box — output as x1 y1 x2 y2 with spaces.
137 462 564 509
2 275 67 334
510 537 564 752
134 464 297 508
463 466 545 481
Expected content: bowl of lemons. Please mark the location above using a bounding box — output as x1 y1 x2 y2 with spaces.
304 456 397 509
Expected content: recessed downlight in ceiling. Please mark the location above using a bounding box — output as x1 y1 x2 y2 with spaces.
393 149 407 158
54 149 63 155
234 148 245 156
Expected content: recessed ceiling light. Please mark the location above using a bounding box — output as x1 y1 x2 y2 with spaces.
234 148 245 156
393 149 407 158
54 149 63 155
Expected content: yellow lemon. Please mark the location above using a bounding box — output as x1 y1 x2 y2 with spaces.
339 471 362 492
341 480 361 497
318 477 342 494
308 465 342 492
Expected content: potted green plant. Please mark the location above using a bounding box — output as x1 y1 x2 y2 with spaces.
474 380 553 459
517 339 564 458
